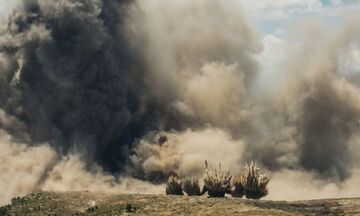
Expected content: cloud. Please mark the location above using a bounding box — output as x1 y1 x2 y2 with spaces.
258 33 290 73
253 33 292 91
338 44 360 75
239 0 323 21
238 0 360 35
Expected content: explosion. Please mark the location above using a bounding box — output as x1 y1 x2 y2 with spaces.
0 0 360 204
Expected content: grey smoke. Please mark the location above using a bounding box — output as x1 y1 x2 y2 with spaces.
0 0 134 171
280 19 360 180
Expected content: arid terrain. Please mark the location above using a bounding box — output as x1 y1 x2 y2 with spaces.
1 191 360 215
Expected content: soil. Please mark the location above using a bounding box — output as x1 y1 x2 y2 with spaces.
1 191 360 215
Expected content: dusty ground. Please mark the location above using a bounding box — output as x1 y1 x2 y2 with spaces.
1 191 360 215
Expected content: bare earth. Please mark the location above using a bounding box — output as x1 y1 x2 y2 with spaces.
1 191 360 215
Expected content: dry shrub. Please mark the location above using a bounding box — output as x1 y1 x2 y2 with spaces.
231 176 244 198
239 162 270 199
181 176 201 196
203 161 232 197
166 176 183 195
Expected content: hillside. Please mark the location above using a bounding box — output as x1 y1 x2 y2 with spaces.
1 191 360 215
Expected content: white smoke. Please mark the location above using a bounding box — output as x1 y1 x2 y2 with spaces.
0 128 162 205
128 0 261 131
0 130 56 204
131 128 246 179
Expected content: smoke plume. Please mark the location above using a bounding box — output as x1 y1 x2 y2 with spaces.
1 0 360 204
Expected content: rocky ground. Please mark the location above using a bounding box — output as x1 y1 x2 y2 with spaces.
1 191 360 215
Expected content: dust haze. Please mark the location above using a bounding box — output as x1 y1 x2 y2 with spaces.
1 0 360 204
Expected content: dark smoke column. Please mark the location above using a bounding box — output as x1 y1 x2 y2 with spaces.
0 0 139 171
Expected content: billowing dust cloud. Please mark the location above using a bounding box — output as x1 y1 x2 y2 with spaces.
1 0 360 204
